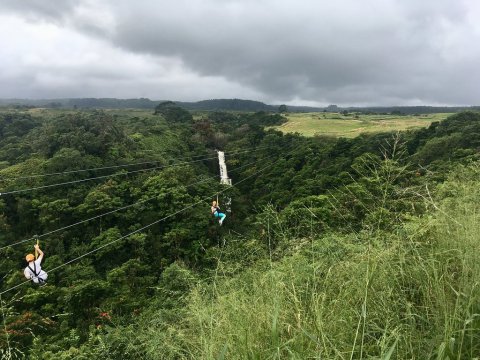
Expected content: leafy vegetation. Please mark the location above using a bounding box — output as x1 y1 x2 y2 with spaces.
0 106 479 358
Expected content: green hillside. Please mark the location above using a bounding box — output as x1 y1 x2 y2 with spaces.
0 107 479 359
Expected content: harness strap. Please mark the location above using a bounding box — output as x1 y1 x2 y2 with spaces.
27 263 45 283
28 263 38 277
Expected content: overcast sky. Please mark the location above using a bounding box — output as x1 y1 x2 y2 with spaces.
0 0 479 106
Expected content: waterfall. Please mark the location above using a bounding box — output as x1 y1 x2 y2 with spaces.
218 151 232 185
217 150 232 213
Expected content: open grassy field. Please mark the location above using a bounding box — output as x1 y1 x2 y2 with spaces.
274 112 452 138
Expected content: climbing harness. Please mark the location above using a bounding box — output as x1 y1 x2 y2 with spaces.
26 262 46 285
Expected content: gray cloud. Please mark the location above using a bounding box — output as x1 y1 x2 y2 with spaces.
0 0 479 105
0 0 77 22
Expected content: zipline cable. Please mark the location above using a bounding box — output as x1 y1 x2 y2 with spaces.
0 176 215 252
0 159 277 296
0 156 270 251
0 147 271 196
0 156 219 196
4 160 172 181
0 147 270 181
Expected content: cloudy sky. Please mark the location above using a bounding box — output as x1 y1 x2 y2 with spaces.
0 0 479 106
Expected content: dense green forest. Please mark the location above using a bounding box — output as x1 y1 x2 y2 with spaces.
1 97 479 114
0 105 479 359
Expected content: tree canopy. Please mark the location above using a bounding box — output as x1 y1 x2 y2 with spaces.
0 107 479 358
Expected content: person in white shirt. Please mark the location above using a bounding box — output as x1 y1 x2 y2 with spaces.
24 244 48 285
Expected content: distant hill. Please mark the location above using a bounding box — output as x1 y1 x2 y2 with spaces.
0 98 157 110
347 105 480 115
180 99 275 111
0 97 478 114
0 97 322 112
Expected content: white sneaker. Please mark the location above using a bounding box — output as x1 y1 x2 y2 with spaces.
219 219 223 226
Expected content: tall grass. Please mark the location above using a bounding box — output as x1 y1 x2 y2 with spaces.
131 165 480 359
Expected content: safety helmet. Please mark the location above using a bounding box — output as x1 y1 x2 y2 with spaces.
26 254 35 262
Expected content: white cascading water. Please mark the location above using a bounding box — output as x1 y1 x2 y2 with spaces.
218 151 232 185
217 150 232 212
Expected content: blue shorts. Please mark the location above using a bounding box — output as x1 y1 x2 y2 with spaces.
214 212 225 218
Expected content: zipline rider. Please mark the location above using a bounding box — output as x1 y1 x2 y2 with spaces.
211 200 226 226
24 244 48 285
